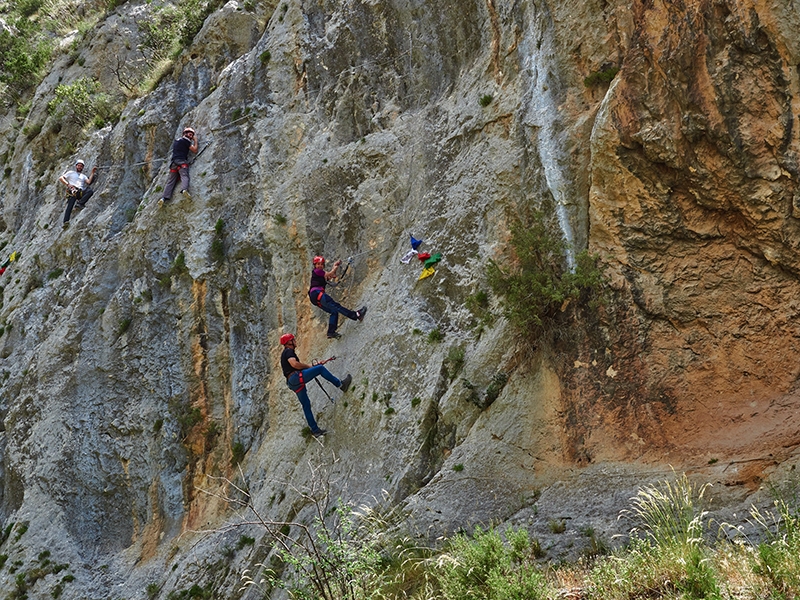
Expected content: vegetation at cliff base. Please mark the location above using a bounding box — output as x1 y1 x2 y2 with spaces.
240 471 800 599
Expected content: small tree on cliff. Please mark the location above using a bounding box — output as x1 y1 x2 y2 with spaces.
487 209 604 336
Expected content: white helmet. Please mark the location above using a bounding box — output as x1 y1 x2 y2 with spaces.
75 159 85 166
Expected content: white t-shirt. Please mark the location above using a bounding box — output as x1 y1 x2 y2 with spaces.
62 170 90 190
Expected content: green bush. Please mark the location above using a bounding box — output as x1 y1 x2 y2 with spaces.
427 328 443 343
437 527 550 600
445 345 465 380
484 372 508 405
137 4 184 66
487 210 603 336
0 17 52 101
48 77 116 127
179 406 202 431
210 219 225 263
118 317 131 335
231 441 246 465
750 499 800 593
588 473 720 599
584 66 619 87
170 251 188 276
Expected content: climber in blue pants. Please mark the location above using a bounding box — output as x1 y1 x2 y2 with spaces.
308 255 367 339
280 333 352 437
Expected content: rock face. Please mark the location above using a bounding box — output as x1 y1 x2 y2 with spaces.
0 0 797 596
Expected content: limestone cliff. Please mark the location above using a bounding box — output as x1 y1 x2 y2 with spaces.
0 0 796 597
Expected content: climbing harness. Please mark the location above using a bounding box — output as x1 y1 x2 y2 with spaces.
288 371 306 393
309 288 325 306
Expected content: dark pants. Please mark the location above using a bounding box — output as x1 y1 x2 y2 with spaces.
63 188 94 223
163 163 190 199
286 366 342 432
309 291 358 336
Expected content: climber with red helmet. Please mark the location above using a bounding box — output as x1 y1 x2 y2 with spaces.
58 158 98 227
308 255 366 339
279 332 352 437
158 126 198 206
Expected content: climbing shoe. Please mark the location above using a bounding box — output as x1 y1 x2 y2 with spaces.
312 428 327 437
327 331 342 339
356 306 367 321
339 374 352 393
157 198 168 207
180 189 192 200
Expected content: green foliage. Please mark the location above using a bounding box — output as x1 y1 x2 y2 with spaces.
479 94 493 107
163 251 189 282
466 289 495 331
273 213 287 225
484 372 508 406
181 0 222 47
0 15 52 102
452 463 464 472
487 211 604 337
12 522 28 543
588 473 719 599
437 527 550 600
584 66 620 87
236 535 255 550
178 406 202 436
118 318 131 335
137 4 184 66
259 50 271 64
17 0 45 18
625 472 709 549
210 219 225 263
411 397 422 408
48 77 116 127
47 268 63 280
146 582 160 599
167 584 213 599
445 345 465 380
548 519 565 534
231 441 246 465
23 121 43 140
750 499 800 593
427 328 443 343
252 502 389 599
133 0 223 94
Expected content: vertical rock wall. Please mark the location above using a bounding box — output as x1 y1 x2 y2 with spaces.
0 0 795 597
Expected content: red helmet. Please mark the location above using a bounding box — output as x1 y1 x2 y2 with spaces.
313 256 325 265
279 333 295 345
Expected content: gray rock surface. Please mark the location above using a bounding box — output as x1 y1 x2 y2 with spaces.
0 0 796 597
